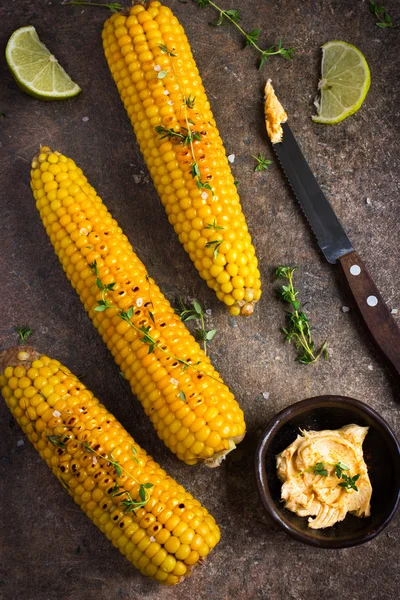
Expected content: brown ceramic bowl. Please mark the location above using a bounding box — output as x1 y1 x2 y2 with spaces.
255 395 400 548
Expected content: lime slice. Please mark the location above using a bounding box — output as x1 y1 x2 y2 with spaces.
312 41 370 125
6 26 81 101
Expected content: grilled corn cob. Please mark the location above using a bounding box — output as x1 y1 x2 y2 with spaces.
102 1 261 317
0 346 220 585
30 146 245 466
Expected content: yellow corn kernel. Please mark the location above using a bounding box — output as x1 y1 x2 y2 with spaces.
0 346 220 586
102 2 261 316
30 147 245 466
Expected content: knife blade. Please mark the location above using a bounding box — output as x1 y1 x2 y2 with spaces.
272 121 400 378
273 123 354 264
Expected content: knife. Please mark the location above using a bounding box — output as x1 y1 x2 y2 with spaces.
272 121 400 378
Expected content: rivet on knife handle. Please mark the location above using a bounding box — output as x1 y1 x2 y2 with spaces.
338 251 400 378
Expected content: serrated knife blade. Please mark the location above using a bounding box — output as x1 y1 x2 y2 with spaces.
271 121 400 378
273 122 353 264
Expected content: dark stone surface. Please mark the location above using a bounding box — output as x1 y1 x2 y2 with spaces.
0 1 399 599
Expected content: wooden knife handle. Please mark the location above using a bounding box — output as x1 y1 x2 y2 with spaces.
338 250 400 378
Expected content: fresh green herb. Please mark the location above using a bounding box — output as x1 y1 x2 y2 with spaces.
306 460 360 491
275 266 328 365
185 95 196 108
155 125 186 142
176 298 216 355
212 7 240 26
47 435 67 449
179 390 187 402
205 219 225 231
16 326 33 344
369 1 393 28
155 125 201 147
234 179 240 187
313 462 328 477
339 473 360 492
193 1 294 68
205 239 222 258
252 152 272 172
157 70 168 79
119 371 127 379
0 112 7 117
158 44 177 57
334 461 350 479
62 0 122 12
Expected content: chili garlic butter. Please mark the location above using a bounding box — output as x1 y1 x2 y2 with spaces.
276 425 372 529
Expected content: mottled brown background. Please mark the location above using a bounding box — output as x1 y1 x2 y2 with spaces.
0 1 399 599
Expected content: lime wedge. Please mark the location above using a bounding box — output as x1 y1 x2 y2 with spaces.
312 41 370 125
6 26 81 101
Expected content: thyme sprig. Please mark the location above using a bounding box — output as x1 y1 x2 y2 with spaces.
47 434 153 510
193 1 294 68
369 2 393 28
16 326 33 344
62 0 122 11
339 473 360 492
205 219 225 231
275 266 328 365
88 261 222 386
176 298 216 355
305 461 360 492
156 44 213 194
252 152 272 172
313 462 328 477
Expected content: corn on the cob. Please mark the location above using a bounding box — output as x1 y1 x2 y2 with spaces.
0 346 220 585
30 146 245 466
102 1 262 317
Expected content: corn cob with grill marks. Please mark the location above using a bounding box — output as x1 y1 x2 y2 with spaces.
30 146 245 466
0 346 220 585
102 1 261 317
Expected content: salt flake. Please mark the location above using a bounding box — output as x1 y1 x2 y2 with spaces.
82 116 89 122
342 306 350 313
168 100 174 106
92 457 98 464
17 439 24 447
201 191 209 200
53 410 61 417
170 378 179 386
150 536 156 542
262 392 270 401
391 308 398 315
154 65 161 72
227 154 235 163
136 298 143 307
163 90 170 95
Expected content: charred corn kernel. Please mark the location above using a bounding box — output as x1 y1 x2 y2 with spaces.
102 2 261 317
30 147 245 466
0 346 220 586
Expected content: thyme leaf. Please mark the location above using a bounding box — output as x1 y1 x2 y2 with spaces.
16 326 33 344
252 152 272 172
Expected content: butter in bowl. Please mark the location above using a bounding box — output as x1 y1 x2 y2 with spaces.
255 396 400 548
